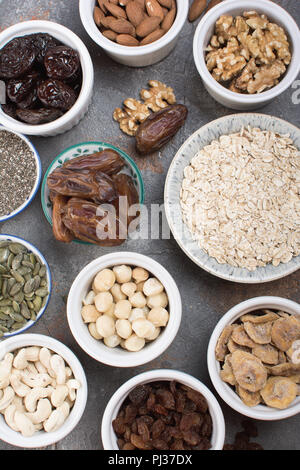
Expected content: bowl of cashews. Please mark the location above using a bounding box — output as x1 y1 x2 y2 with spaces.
0 333 87 448
67 252 182 368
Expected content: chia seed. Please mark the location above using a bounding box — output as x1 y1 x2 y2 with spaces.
0 130 37 217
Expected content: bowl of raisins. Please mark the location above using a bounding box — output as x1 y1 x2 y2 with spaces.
0 20 94 136
101 369 225 450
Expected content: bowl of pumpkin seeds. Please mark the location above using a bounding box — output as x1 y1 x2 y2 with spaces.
0 234 51 337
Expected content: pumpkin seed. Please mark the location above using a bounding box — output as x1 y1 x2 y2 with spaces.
35 288 48 298
0 264 7 274
0 248 9 263
24 278 36 294
10 270 25 285
33 262 41 276
12 253 23 270
33 296 42 312
9 243 27 254
10 283 22 296
39 266 47 277
20 302 31 319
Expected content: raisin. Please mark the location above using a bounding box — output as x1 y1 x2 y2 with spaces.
16 108 63 125
186 388 208 413
44 46 80 80
130 434 152 450
152 439 168 450
137 415 154 428
170 439 185 450
137 422 150 442
0 38 35 79
201 413 212 438
123 443 136 450
180 412 202 432
154 404 168 416
175 391 186 413
38 79 77 110
112 416 126 435
124 404 137 424
129 385 150 405
156 389 175 410
193 438 212 450
183 430 200 446
151 419 165 439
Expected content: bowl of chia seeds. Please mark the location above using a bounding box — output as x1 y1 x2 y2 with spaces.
0 127 41 222
0 234 51 337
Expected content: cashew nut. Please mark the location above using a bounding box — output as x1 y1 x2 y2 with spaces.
14 411 35 437
50 384 69 408
39 348 56 378
25 346 40 362
35 361 47 375
0 386 15 411
10 374 31 397
24 387 51 413
26 398 52 424
0 353 13 389
67 379 81 402
21 372 52 388
43 408 65 433
50 355 66 385
58 401 70 420
4 404 19 432
13 349 28 370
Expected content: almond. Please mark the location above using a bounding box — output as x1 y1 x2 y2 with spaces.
136 16 161 37
104 17 136 35
188 0 206 22
126 1 145 26
116 34 140 46
102 29 118 41
136 0 146 9
94 6 104 26
97 0 108 13
104 1 127 18
206 0 222 11
157 0 172 8
161 7 176 31
140 28 165 45
119 0 130 5
145 0 164 21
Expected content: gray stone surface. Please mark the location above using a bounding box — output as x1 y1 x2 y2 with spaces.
0 0 299 450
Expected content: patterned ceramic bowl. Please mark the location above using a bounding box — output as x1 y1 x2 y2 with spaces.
164 113 300 284
41 141 144 245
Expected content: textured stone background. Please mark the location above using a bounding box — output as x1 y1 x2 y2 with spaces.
0 0 299 450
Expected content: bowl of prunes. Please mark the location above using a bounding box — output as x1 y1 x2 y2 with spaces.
0 20 94 136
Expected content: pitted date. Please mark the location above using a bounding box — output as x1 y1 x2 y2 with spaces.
16 108 63 124
135 104 188 155
44 46 80 80
38 79 77 110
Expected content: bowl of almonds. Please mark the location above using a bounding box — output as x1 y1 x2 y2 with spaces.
207 296 300 421
79 0 188 67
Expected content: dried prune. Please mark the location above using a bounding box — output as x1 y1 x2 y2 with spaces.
44 46 80 80
16 108 63 125
6 72 38 103
62 149 125 175
0 38 35 79
29 33 61 64
1 103 17 119
17 88 38 110
135 104 188 155
38 79 77 110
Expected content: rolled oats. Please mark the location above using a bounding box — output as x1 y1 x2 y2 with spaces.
180 127 300 271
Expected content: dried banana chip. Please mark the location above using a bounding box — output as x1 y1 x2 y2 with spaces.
267 362 300 377
244 321 272 345
220 354 237 386
278 350 287 364
228 337 251 354
271 316 300 352
286 340 300 361
260 377 297 410
241 310 279 324
230 350 268 393
215 325 234 362
252 344 279 365
291 349 300 365
236 385 261 407
231 325 256 348
297 384 300 396
288 374 300 384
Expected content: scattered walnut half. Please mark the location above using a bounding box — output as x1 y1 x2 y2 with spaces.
205 11 291 94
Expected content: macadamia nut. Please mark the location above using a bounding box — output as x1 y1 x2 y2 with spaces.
113 265 132 284
116 319 132 339
81 305 100 323
147 292 168 309
104 334 121 348
115 299 132 319
143 278 164 296
129 292 147 308
94 292 113 313
111 283 126 302
124 334 145 352
93 269 115 292
121 282 137 298
88 322 103 340
129 308 146 323
132 318 156 339
148 307 169 327
132 267 149 283
96 315 115 338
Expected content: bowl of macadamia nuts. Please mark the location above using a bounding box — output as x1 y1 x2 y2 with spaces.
193 0 300 110
67 252 182 367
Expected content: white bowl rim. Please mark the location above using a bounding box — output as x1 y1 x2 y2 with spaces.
79 0 189 56
0 20 94 134
193 0 300 104
207 296 300 421
0 234 52 338
0 126 42 222
0 333 88 448
101 369 226 450
67 252 182 368
164 112 300 284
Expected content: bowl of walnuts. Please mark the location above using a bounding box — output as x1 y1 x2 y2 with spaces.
193 0 300 110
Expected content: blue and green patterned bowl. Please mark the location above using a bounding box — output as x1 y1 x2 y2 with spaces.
41 141 144 245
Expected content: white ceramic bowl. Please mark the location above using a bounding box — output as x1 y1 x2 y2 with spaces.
0 234 52 338
164 112 300 284
67 252 182 367
0 20 94 136
0 127 42 222
207 296 300 421
79 0 188 67
0 333 88 448
101 369 225 450
193 0 300 110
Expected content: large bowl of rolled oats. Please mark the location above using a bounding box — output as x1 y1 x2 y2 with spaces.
193 0 300 110
164 113 300 283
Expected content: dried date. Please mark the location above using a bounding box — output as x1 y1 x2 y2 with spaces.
62 149 125 175
135 104 188 154
52 194 74 243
